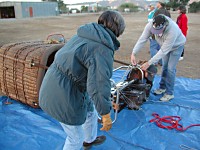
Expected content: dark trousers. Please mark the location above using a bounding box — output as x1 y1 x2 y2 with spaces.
181 48 184 57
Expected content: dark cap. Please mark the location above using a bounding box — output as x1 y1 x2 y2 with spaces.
151 15 167 34
146 65 157 81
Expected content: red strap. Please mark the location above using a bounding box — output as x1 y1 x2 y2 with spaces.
149 113 200 131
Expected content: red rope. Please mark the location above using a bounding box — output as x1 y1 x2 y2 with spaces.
149 113 200 131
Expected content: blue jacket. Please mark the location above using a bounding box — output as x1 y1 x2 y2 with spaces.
39 23 120 125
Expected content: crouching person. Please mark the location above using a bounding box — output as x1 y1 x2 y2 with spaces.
39 10 125 150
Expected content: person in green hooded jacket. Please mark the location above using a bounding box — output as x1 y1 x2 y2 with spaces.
39 10 125 150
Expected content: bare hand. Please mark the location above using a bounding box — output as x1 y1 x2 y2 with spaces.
141 62 150 71
131 53 137 65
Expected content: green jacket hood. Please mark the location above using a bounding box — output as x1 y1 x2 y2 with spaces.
77 23 120 51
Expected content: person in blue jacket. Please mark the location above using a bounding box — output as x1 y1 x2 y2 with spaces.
148 5 162 66
39 10 125 150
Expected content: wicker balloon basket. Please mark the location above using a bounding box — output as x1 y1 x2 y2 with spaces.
0 41 64 108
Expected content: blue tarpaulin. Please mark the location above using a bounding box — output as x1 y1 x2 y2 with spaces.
0 70 200 150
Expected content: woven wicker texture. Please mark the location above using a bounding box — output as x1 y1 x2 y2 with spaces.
0 41 64 108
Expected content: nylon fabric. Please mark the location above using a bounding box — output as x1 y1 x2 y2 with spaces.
0 70 200 150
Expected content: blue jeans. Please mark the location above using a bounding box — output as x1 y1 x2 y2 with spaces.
159 45 184 95
149 39 162 65
60 108 98 150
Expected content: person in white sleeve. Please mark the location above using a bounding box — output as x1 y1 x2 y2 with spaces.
131 14 186 102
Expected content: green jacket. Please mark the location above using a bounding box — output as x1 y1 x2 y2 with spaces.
39 23 120 125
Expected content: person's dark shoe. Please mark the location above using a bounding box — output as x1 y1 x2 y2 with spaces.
83 135 106 150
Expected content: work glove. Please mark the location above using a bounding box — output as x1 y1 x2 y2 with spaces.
100 113 112 131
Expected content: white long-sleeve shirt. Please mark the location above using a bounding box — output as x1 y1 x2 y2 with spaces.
132 16 186 65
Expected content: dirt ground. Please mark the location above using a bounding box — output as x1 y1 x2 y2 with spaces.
0 12 200 79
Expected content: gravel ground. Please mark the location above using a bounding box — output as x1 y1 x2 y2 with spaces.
0 12 199 83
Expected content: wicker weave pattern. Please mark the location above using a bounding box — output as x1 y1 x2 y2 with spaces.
0 41 63 108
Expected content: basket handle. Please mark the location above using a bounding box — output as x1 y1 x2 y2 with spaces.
134 65 144 82
46 34 65 43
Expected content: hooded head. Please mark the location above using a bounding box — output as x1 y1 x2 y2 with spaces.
98 10 125 37
151 14 168 34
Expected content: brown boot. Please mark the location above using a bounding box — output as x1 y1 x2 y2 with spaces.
83 135 106 150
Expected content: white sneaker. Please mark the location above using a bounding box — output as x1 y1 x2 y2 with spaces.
154 89 166 95
160 94 174 102
179 57 184 61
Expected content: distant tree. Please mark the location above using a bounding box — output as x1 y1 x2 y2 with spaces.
81 6 88 12
118 3 138 12
189 2 200 13
58 0 67 13
167 0 189 10
166 1 180 10
169 0 189 5
181 0 190 5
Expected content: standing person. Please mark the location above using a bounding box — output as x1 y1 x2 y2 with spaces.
148 1 171 66
177 5 188 61
39 10 125 150
154 1 171 18
148 5 162 65
148 5 157 22
131 14 186 102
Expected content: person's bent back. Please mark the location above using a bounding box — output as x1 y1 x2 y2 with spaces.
39 10 125 150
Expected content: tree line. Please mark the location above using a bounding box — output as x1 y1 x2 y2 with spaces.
42 0 200 14
167 0 200 12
